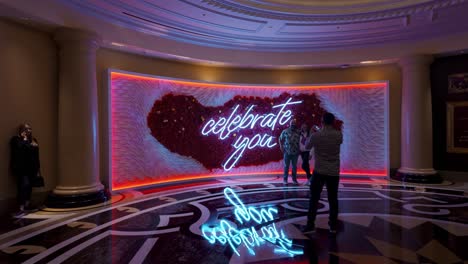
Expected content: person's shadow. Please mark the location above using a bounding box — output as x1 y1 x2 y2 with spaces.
304 233 339 264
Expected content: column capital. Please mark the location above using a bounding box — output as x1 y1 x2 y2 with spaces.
54 28 101 51
398 54 433 69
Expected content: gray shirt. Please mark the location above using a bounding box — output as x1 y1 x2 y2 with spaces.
306 127 343 176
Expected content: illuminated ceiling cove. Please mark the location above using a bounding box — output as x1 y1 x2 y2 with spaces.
59 0 468 51
2 0 468 66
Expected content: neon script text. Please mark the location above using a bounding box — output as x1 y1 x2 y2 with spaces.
201 98 302 170
201 188 303 256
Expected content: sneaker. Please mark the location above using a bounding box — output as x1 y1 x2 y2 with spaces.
12 210 26 218
292 180 299 185
283 180 288 185
304 180 311 186
24 206 38 213
303 224 316 234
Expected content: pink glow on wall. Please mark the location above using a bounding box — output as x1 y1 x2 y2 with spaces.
109 70 389 191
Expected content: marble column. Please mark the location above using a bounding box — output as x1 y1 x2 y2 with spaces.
394 55 442 183
47 28 108 208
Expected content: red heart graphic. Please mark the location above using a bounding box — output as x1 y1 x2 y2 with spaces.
147 92 342 171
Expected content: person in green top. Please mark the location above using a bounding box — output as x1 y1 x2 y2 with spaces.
279 119 301 185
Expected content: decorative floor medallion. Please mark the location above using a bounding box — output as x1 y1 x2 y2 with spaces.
0 180 467 263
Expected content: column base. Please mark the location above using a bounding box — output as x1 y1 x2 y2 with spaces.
391 169 443 184
45 189 110 209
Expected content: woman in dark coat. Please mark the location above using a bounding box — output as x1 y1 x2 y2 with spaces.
10 123 40 217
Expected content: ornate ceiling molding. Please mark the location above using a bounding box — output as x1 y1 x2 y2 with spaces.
43 0 468 53
200 0 466 23
4 0 468 67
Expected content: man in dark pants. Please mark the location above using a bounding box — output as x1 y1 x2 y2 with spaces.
304 113 343 234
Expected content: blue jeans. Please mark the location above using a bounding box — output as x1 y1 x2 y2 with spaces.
17 175 32 205
283 153 299 182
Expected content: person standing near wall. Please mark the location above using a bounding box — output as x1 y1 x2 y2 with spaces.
304 113 343 234
299 123 314 185
10 123 41 218
279 119 301 185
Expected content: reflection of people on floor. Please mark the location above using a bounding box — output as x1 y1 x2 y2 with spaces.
328 236 340 264
279 119 301 185
304 113 343 234
299 123 314 185
304 234 339 264
10 123 41 218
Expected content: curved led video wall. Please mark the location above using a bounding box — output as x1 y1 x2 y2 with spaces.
109 70 388 191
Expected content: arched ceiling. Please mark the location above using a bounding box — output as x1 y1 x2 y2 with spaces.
58 0 467 51
2 0 468 67
198 0 437 15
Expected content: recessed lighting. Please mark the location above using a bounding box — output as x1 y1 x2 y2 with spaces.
282 65 300 69
360 60 380 64
111 42 125 47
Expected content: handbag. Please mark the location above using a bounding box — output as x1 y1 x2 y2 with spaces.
32 172 45 188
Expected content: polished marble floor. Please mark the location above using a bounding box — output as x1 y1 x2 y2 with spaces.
0 176 467 264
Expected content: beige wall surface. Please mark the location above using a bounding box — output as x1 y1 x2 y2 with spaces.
97 49 401 186
0 19 402 201
0 19 403 201
0 21 58 200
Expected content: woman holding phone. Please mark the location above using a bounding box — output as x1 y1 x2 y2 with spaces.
10 123 41 218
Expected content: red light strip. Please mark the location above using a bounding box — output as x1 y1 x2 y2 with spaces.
111 72 387 90
340 178 389 184
112 170 387 191
136 178 389 196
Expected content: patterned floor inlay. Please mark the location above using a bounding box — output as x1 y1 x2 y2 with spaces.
0 180 466 263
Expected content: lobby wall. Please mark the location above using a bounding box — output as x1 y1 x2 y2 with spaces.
431 54 468 172
0 20 404 203
97 49 402 187
0 21 58 204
